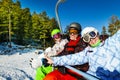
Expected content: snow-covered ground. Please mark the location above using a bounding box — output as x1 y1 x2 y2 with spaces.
0 43 43 80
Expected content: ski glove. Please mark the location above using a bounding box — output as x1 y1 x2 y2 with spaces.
96 67 120 80
30 53 44 69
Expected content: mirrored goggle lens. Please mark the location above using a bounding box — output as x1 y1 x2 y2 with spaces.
83 31 97 43
69 29 78 35
89 31 96 38
53 33 61 39
69 32 78 35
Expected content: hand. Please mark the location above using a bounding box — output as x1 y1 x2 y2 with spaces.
30 53 45 69
42 58 50 67
30 58 42 69
44 55 53 64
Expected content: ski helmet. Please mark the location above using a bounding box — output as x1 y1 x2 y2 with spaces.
68 22 82 33
51 29 61 37
81 27 98 37
81 27 99 43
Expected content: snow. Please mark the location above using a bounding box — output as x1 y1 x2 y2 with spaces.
0 42 43 80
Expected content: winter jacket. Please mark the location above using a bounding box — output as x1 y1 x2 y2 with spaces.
45 39 68 57
34 39 68 80
56 35 89 78
58 36 88 56
51 30 120 79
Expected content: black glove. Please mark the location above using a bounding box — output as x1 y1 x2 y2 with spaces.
42 58 50 67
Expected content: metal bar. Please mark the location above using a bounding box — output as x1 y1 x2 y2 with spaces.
55 0 65 34
65 65 99 80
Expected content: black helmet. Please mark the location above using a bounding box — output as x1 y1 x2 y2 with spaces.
68 22 82 33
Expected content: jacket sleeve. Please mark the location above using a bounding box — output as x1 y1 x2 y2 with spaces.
52 48 89 66
46 39 68 57
112 30 120 42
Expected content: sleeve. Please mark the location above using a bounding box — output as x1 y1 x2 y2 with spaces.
52 48 89 66
113 30 120 42
108 30 120 42
105 30 120 56
57 39 68 53
104 30 120 72
46 39 68 57
95 30 120 72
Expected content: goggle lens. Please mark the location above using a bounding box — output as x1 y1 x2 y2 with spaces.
69 32 78 35
83 31 97 43
53 33 61 39
89 31 96 38
69 29 78 35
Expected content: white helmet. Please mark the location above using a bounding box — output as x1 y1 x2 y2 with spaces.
81 27 98 37
81 27 99 43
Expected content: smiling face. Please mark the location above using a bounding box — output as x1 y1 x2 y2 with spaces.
53 33 61 43
89 36 99 45
88 35 102 48
69 28 79 40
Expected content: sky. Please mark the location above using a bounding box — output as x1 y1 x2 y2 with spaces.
17 0 120 33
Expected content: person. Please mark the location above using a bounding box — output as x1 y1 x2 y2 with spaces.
45 27 120 80
43 22 89 80
30 29 68 80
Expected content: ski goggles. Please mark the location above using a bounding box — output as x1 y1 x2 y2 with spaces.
83 31 97 43
69 29 78 35
53 33 61 39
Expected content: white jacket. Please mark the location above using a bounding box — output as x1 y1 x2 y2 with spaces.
31 39 68 69
45 39 68 57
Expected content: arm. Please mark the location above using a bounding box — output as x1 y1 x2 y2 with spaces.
30 53 45 69
51 48 89 66
106 30 120 44
46 39 68 57
103 30 120 72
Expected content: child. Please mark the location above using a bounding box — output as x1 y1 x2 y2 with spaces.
30 29 68 80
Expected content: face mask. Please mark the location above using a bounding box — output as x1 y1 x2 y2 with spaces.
90 39 101 48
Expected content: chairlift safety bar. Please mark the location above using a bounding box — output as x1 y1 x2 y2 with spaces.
65 65 99 80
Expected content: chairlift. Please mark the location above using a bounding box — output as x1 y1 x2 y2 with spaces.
55 0 99 80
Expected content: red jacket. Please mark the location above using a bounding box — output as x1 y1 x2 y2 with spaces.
57 35 89 78
59 35 88 55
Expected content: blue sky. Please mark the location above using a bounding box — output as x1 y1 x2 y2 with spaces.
18 0 120 33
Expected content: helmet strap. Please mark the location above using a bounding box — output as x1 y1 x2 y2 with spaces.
90 39 101 48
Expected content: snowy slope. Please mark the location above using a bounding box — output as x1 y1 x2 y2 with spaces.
0 43 43 80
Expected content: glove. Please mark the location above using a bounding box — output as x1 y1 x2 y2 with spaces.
30 53 45 69
42 58 50 67
96 67 120 80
